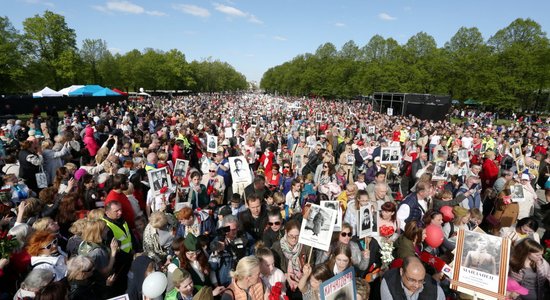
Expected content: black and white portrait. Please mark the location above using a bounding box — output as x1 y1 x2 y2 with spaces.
380 147 401 164
147 167 173 195
511 184 524 202
207 134 218 153
432 161 448 180
368 126 376 134
173 159 189 178
298 204 337 251
458 149 469 162
359 205 375 238
321 200 342 231
316 112 323 123
229 156 252 184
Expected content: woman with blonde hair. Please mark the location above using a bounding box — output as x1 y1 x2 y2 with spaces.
222 256 266 300
143 211 175 263
78 219 118 278
67 255 114 299
66 218 88 257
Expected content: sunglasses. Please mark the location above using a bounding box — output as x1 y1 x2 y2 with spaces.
42 238 58 250
268 221 282 226
340 232 352 237
209 170 216 172
283 166 290 168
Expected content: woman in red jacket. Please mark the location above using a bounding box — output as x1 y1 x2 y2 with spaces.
481 151 499 190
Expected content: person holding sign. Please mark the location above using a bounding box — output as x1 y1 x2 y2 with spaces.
298 264 333 300
380 256 445 300
272 220 312 297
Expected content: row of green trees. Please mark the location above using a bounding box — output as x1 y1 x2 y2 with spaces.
0 11 248 94
260 18 550 111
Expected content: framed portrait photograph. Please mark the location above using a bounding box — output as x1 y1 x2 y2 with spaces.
387 107 393 116
358 205 377 239
321 200 342 232
298 204 337 252
224 127 233 138
346 154 355 165
511 184 525 202
359 148 369 160
206 134 218 154
316 112 323 123
432 161 450 181
451 229 510 300
228 156 252 184
380 147 401 164
147 167 173 196
368 126 376 134
511 144 522 159
173 159 189 178
458 149 469 162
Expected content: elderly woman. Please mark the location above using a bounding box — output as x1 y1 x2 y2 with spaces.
201 163 226 205
67 255 112 300
143 211 175 264
78 219 118 277
27 231 68 281
14 269 55 299
40 139 70 186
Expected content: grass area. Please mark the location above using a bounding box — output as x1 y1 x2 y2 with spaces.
451 117 514 126
16 111 66 121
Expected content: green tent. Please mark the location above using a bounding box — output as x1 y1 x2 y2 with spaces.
464 99 481 105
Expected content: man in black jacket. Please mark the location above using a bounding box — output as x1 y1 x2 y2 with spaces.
380 256 445 300
237 193 268 245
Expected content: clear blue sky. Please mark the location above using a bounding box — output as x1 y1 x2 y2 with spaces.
4 0 550 83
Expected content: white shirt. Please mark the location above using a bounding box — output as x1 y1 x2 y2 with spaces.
461 136 473 149
396 198 427 231
430 135 441 145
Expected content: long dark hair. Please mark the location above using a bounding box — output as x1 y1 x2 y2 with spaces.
509 238 543 273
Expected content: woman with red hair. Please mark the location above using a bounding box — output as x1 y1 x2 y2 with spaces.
27 231 68 281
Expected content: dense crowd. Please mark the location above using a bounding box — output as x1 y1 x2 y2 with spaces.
0 94 549 300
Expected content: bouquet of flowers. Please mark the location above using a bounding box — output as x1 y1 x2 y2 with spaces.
0 230 19 259
380 240 394 269
544 239 550 263
379 225 395 238
268 282 289 300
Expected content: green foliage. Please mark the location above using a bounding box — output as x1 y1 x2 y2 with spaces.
0 12 247 94
260 18 550 111
0 16 24 92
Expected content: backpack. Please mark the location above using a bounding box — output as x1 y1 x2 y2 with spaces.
78 241 101 256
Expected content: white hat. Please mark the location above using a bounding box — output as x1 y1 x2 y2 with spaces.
521 173 530 181
221 139 230 146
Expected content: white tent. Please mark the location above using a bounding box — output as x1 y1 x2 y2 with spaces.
32 87 63 98
58 85 84 96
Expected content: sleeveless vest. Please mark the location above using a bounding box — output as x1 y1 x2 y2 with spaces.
18 149 39 180
224 279 264 300
103 218 133 253
384 268 438 300
400 193 424 225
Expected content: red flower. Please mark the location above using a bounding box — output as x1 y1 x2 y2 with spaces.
544 239 550 248
159 186 168 194
207 185 214 196
379 225 395 237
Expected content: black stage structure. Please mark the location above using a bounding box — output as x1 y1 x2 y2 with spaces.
370 92 451 121
1 95 127 116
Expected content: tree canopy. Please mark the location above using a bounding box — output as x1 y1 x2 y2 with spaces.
260 18 550 111
0 11 247 93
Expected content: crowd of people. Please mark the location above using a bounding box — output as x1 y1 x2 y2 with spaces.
0 93 549 300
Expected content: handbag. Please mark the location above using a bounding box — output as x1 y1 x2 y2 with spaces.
35 165 48 189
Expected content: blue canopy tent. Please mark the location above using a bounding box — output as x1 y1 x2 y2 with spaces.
93 87 121 97
68 85 104 96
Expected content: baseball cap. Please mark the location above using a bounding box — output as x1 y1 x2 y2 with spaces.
219 205 232 217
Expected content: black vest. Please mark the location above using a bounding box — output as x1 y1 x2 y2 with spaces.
384 268 438 300
18 149 39 180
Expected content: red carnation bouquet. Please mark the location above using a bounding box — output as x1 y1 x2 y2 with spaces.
0 230 19 259
379 225 395 238
268 282 289 300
